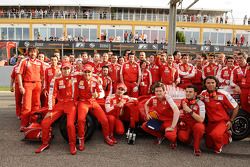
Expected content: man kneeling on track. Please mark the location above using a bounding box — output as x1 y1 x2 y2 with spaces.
200 76 239 154
177 85 206 156
141 82 180 149
35 61 78 155
105 83 137 143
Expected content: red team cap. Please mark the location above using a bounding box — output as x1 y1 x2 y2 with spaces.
61 61 72 69
83 64 93 72
117 83 127 92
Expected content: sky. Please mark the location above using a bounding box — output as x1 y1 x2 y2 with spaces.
180 0 249 20
1 0 249 20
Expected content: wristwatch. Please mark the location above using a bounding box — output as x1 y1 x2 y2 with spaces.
189 111 194 115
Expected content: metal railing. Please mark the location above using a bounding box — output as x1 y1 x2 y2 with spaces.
0 11 248 25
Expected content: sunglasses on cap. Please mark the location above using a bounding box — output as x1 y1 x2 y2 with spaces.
84 70 92 73
118 88 125 91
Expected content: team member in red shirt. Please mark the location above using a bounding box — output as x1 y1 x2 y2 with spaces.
99 66 113 98
72 58 83 75
217 56 235 89
17 46 44 130
118 56 125 65
231 52 250 111
35 61 78 155
120 53 141 97
43 55 61 107
191 54 203 93
105 83 137 143
173 50 182 65
92 53 102 74
177 54 195 89
81 52 94 67
139 60 152 96
108 54 121 92
100 53 111 67
200 76 239 153
77 64 114 151
160 54 180 87
148 54 160 85
10 55 25 118
178 85 205 156
141 82 180 148
202 54 219 79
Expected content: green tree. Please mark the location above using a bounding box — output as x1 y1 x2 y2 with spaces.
176 31 186 44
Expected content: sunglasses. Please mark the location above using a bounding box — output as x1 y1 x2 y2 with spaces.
84 71 92 73
118 88 125 91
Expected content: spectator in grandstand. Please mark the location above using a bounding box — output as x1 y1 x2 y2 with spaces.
177 54 195 89
178 85 205 156
134 32 139 43
124 31 128 43
244 15 247 25
141 82 180 148
139 60 152 96
35 61 78 155
17 46 44 131
120 53 141 97
200 76 239 154
77 64 114 151
129 32 133 43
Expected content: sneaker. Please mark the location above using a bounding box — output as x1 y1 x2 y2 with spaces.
214 146 223 154
69 143 77 155
35 144 49 153
110 136 118 144
78 138 85 151
104 136 114 146
170 143 177 149
194 149 202 156
154 137 165 145
228 130 233 143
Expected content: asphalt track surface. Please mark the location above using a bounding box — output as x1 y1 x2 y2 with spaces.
0 92 249 167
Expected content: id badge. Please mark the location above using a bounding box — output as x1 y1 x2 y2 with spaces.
141 82 145 86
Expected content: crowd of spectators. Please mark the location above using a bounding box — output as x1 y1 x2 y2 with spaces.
0 7 249 25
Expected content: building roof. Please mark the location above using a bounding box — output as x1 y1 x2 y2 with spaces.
0 0 230 12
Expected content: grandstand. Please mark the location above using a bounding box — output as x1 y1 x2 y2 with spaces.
0 0 250 60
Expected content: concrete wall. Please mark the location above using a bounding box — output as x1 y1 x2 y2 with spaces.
0 66 14 87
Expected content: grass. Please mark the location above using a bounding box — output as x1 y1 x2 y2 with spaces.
0 86 10 91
